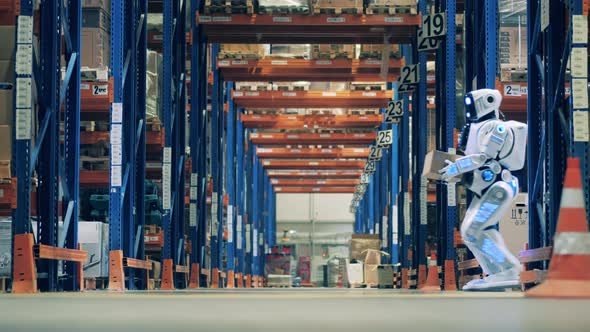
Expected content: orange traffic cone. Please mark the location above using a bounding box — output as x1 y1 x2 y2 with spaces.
527 157 590 298
420 251 441 291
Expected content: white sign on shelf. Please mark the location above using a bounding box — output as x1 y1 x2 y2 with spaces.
15 44 32 75
382 216 388 248
17 16 33 43
573 78 589 109
504 84 521 97
227 206 233 243
541 0 549 31
573 111 590 142
111 144 122 165
111 103 123 123
15 77 32 108
571 48 588 78
573 15 588 44
15 108 31 140
189 203 197 227
110 165 122 187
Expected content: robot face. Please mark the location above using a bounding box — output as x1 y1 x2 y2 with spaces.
464 89 502 123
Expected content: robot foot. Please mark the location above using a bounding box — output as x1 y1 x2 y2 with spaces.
462 268 521 292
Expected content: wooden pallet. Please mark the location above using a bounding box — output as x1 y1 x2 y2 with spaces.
365 4 417 15
258 6 311 15
204 0 254 14
313 6 362 15
84 277 108 290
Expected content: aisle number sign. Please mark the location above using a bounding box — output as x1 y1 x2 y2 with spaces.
422 12 447 38
368 146 383 161
365 161 376 173
385 99 404 124
418 28 440 52
398 64 419 93
377 129 394 147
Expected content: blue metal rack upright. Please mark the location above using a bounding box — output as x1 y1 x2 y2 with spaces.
226 82 236 286
160 0 188 288
527 0 590 250
108 0 148 290
410 0 429 287
12 0 82 291
434 0 458 288
189 0 210 287
464 0 498 91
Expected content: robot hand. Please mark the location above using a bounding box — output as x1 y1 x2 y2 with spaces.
439 160 459 182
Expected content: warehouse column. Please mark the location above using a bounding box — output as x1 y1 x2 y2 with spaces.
235 108 246 287
225 82 236 288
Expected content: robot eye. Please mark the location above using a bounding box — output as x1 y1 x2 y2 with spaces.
487 96 494 103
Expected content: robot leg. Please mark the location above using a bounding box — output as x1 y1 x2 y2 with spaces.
460 181 522 290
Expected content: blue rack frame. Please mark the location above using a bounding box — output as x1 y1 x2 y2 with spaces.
12 0 82 291
109 0 148 290
527 0 590 250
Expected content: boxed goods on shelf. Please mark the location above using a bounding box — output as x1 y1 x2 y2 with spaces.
219 44 265 59
0 126 11 179
235 81 272 91
311 44 354 60
359 44 401 59
365 0 417 15
82 0 111 11
258 0 311 15
311 0 363 15
267 44 311 59
82 7 111 68
498 25 527 69
272 81 311 91
377 264 396 288
204 0 254 14
0 25 15 127
363 249 382 286
147 50 163 121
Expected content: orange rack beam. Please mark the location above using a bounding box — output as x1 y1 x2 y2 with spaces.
270 179 359 187
250 132 376 145
256 147 369 159
34 244 88 262
241 114 382 129
267 170 363 179
261 160 365 170
197 14 421 44
274 187 356 194
232 90 393 108
218 58 405 82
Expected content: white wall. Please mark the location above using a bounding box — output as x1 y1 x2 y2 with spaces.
276 193 355 223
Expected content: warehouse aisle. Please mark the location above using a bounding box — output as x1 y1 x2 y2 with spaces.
0 290 588 332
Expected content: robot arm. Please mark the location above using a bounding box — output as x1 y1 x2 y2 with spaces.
439 153 488 181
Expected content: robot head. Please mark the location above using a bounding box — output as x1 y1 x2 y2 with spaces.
464 89 502 123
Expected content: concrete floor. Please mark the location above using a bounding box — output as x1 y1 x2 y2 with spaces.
0 289 589 332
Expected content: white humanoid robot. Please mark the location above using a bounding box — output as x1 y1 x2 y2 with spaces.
440 89 527 291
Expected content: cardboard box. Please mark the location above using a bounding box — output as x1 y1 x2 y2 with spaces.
0 26 15 62
0 125 10 158
82 0 111 12
79 221 109 278
360 44 401 59
0 87 13 126
499 26 527 69
82 7 111 31
500 193 529 257
422 150 461 181
0 220 10 277
219 44 265 59
311 44 354 59
82 27 110 68
363 249 382 285
350 234 380 261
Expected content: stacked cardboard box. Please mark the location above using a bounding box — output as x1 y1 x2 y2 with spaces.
82 1 111 68
219 44 266 59
360 44 401 59
311 44 354 60
0 25 15 180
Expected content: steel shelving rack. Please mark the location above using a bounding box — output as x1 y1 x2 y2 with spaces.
11 0 83 292
527 0 590 251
